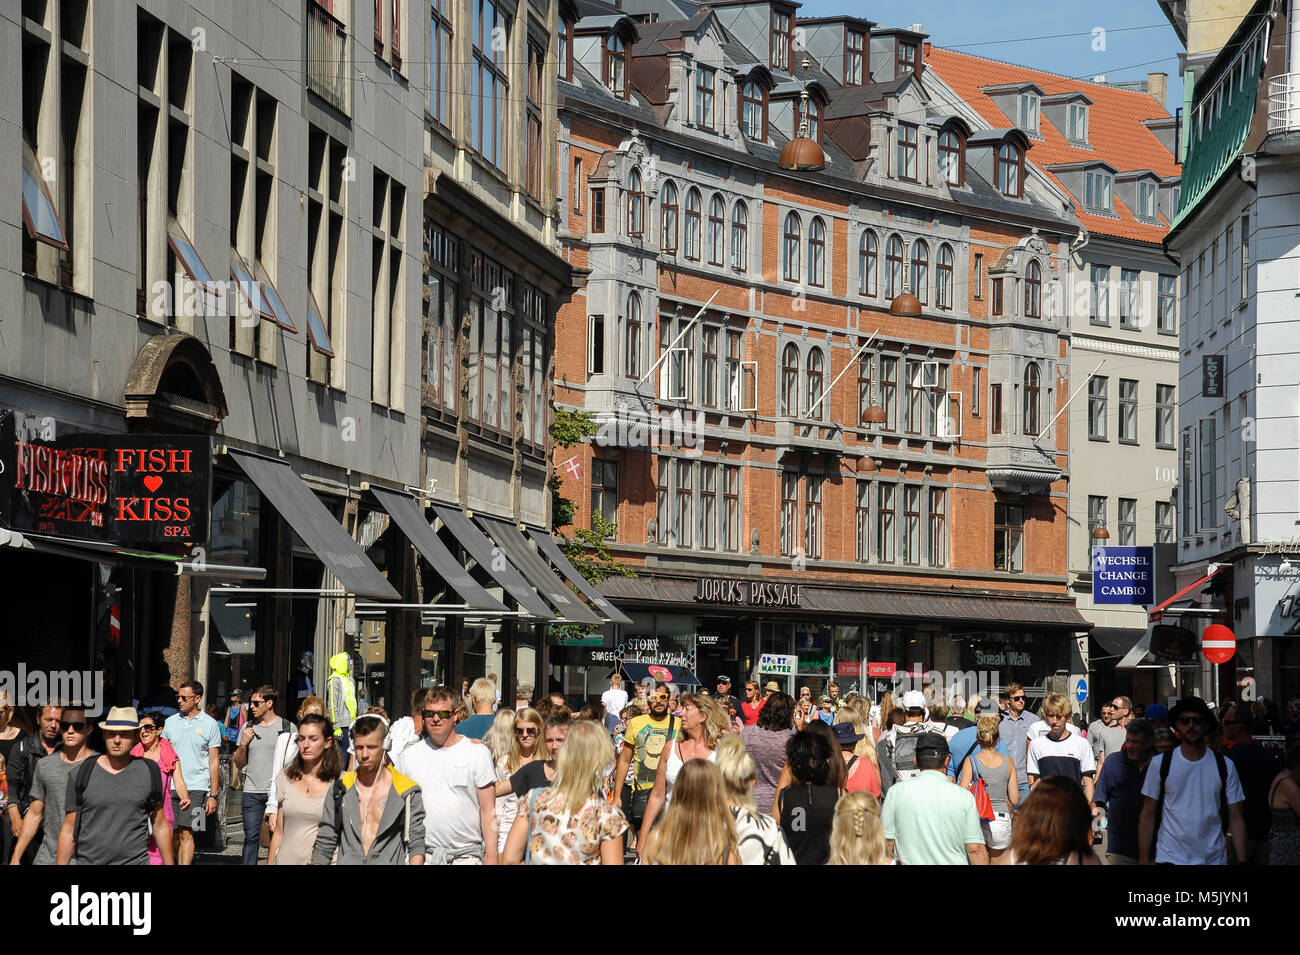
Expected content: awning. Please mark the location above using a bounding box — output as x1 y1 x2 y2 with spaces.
527 528 634 625
2 528 267 579
431 505 555 619
478 517 602 624
619 660 701 687
370 487 507 612
230 450 398 600
1148 565 1226 622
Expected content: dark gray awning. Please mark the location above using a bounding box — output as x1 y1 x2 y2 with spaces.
431 505 554 619
370 488 507 613
478 517 602 624
230 450 398 600
527 528 633 625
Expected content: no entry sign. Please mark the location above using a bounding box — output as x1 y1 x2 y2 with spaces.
1201 624 1236 664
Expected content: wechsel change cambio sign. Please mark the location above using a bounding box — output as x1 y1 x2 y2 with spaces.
1092 546 1154 605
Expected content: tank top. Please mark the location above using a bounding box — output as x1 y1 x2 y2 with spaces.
663 737 717 805
971 750 1012 815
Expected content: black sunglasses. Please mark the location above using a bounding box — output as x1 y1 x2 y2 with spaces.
60 720 89 731
423 709 454 721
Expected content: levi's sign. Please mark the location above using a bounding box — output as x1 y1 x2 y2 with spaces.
1092 546 1154 605
695 577 803 607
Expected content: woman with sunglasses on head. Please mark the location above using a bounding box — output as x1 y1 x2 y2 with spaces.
130 711 187 865
487 707 544 854
269 714 340 865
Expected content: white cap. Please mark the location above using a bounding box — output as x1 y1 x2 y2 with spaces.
901 690 927 710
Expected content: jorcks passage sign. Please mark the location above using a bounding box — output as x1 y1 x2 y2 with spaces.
0 411 210 545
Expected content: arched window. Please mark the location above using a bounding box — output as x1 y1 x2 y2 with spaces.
708 194 725 266
739 80 765 140
806 348 824 418
783 212 801 282
859 231 878 297
627 168 644 236
936 243 954 310
730 201 748 271
684 188 701 260
996 143 1022 197
938 130 964 186
625 292 641 377
885 235 904 299
911 240 929 303
808 217 826 287
1025 259 1042 318
605 35 627 97
781 342 800 416
660 181 678 253
1023 363 1041 436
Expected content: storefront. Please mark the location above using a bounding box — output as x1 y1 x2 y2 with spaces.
548 571 1091 708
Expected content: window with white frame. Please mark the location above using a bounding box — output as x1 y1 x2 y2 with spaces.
1198 418 1217 528
1088 376 1108 440
695 66 716 128
1085 171 1113 212
805 476 823 559
781 473 798 555
783 212 801 282
1089 265 1110 324
1119 379 1138 443
1156 384 1175 447
808 217 826 287
860 231 878 297
660 181 678 253
730 202 748 270
1119 269 1141 328
1118 497 1137 546
928 487 947 567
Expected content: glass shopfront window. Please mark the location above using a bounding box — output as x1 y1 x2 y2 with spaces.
208 477 263 705
832 625 864 695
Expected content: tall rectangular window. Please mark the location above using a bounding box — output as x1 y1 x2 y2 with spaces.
1157 274 1176 334
1088 495 1107 540
928 487 947 567
676 459 694 548
902 485 921 565
723 465 740 551
1120 269 1141 329
1156 384 1176 447
896 41 917 77
781 474 798 556
725 330 742 411
695 66 715 128
1119 379 1138 443
588 315 605 376
1199 418 1217 529
805 476 822 559
904 361 924 435
974 254 984 299
591 459 618 532
525 42 544 199
879 357 898 431
994 504 1024 572
771 10 791 70
992 278 1004 316
656 458 669 544
1088 376 1108 440
700 463 717 550
430 0 451 125
1181 431 1194 536
972 366 982 417
856 482 870 561
1239 213 1249 300
471 0 508 168
701 326 718 407
990 383 1003 434
876 483 895 563
1118 498 1137 546
591 188 605 232
1090 265 1110 324
846 31 864 85
896 123 918 181
1156 501 1174 543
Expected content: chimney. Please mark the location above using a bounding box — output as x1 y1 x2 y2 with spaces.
1148 72 1168 109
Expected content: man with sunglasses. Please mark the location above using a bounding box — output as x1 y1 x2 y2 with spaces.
395 686 497 864
611 681 676 845
999 682 1041 800
232 686 293 864
162 681 222 865
8 706 95 865
1139 697 1247 865
5 703 62 863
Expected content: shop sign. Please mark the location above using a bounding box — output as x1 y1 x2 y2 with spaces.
1091 546 1154 605
0 411 210 545
758 653 798 676
867 662 897 677
695 631 723 647
1202 355 1224 397
837 661 862 676
695 577 803 607
971 648 1033 668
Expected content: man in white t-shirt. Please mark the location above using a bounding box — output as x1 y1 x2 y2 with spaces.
1139 697 1247 865
396 685 498 864
1027 693 1096 801
601 674 629 734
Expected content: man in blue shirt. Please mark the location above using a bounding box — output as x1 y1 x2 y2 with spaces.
1092 717 1155 864
947 697 1008 779
163 680 222 865
998 682 1041 800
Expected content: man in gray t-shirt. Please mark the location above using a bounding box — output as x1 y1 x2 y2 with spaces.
232 686 292 865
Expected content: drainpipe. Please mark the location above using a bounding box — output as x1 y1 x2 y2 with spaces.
1238 477 1252 545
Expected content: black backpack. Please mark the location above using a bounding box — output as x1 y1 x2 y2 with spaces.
1149 748 1229 860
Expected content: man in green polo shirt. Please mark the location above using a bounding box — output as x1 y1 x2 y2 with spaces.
882 732 987 865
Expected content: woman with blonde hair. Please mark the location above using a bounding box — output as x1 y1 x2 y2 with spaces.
637 693 729 851
958 715 1018 863
641 759 739 865
874 691 897 742
715 735 794 864
827 791 891 865
485 707 519 854
503 719 627 864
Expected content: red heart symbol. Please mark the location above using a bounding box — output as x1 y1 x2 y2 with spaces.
143 475 162 493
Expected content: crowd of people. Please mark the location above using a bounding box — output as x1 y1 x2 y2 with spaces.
0 678 1297 865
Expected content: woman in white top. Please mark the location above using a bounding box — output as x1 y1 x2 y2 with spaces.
637 693 730 854
486 706 544 853
715 734 795 865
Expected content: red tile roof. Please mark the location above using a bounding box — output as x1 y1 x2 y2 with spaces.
925 46 1180 245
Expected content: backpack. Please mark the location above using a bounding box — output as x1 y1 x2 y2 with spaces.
1149 748 1229 861
72 756 164 848
887 730 924 784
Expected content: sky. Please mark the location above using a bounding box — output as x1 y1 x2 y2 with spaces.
797 0 1188 111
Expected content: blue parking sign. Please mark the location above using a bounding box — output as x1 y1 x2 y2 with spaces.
1092 546 1154 605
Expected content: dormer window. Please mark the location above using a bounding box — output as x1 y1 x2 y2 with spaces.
1067 103 1088 142
791 98 821 143
604 35 627 98
740 80 766 139
938 129 964 186
695 66 716 128
1085 171 1113 212
1018 92 1039 134
995 143 1022 197
897 41 917 78
846 31 865 86
1138 181 1157 219
896 122 919 181
772 10 793 71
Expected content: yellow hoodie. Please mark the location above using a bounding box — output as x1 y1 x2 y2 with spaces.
327 651 356 731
